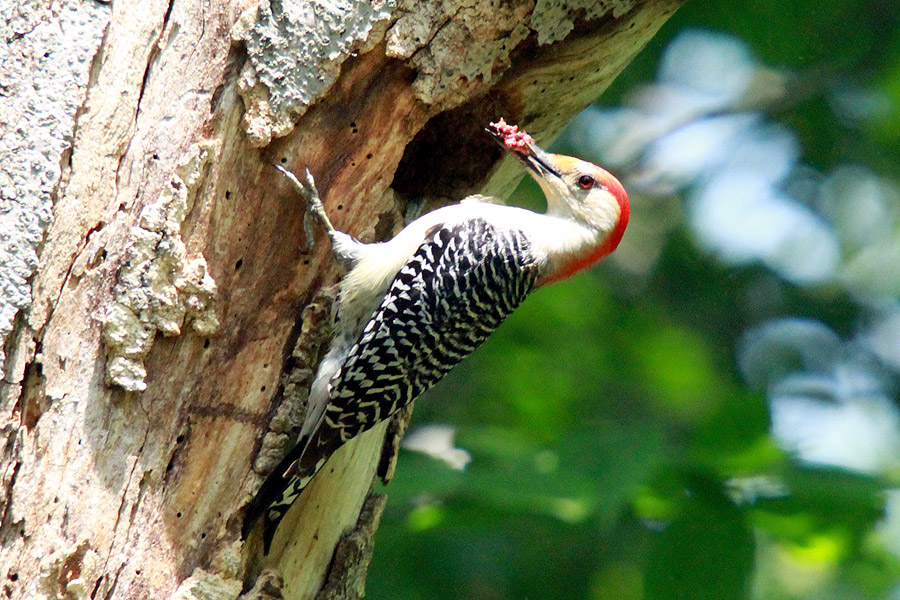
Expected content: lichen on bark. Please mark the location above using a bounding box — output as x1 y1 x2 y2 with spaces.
0 0 111 375
101 142 220 391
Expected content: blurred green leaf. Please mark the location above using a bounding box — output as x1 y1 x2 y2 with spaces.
645 481 755 600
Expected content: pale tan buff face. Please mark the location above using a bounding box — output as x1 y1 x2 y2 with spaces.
487 122 631 257
532 154 630 239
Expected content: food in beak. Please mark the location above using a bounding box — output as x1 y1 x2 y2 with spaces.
487 118 560 179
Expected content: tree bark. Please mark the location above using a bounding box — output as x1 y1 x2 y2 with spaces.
0 1 682 598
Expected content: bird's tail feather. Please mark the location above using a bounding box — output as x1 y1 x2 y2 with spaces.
242 431 341 552
242 434 310 544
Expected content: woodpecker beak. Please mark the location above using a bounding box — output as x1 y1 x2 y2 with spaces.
519 142 562 180
486 124 562 181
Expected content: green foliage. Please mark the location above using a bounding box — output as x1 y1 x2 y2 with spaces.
645 478 755 600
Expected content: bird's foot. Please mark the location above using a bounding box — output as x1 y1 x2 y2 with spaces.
274 164 336 252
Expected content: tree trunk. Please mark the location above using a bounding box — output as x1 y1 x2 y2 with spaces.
0 1 682 598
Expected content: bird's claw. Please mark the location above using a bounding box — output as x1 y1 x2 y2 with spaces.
274 164 335 253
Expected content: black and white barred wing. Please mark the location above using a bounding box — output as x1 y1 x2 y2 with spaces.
321 218 540 445
245 219 538 547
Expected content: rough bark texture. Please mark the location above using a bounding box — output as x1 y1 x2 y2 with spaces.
0 0 682 598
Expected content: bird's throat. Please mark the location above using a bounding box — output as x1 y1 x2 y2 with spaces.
537 219 627 286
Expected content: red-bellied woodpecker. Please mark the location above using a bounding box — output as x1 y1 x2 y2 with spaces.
243 119 630 550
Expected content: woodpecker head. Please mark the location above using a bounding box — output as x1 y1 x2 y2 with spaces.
487 119 630 259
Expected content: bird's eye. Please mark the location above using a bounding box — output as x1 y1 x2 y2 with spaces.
578 175 595 189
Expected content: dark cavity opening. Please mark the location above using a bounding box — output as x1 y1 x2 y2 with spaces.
392 93 521 201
